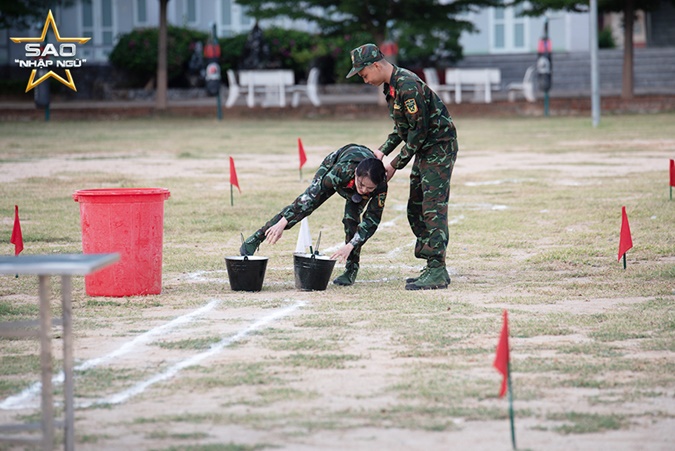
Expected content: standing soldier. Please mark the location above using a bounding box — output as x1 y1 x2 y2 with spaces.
240 144 387 286
346 43 459 290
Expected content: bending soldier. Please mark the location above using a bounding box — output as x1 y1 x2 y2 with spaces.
240 143 387 286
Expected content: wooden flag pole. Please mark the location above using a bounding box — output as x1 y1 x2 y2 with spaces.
230 184 234 206
507 362 517 450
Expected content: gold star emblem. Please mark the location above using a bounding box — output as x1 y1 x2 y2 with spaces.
10 10 90 92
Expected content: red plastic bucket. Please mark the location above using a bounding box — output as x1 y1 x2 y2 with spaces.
73 188 170 297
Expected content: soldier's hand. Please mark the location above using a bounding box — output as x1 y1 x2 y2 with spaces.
373 149 385 160
330 243 354 263
265 218 288 245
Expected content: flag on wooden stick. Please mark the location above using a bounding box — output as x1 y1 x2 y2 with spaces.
229 156 240 206
618 206 633 269
298 138 307 180
493 309 516 450
10 205 23 256
669 159 674 200
494 309 510 398
229 157 240 192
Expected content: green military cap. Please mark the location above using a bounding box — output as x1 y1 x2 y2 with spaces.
346 43 385 78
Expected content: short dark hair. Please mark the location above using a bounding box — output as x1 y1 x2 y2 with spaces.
356 158 386 185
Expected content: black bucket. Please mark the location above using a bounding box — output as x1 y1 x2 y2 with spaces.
225 256 268 292
293 253 336 291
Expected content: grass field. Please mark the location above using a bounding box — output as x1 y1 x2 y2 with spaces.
0 113 674 450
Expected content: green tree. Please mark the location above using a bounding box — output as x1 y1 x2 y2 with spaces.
519 0 675 99
235 0 501 67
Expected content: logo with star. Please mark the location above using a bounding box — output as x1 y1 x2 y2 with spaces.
10 9 90 92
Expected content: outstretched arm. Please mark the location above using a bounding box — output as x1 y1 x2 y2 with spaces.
265 216 289 245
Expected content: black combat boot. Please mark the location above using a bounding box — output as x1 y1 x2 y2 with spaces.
333 262 359 286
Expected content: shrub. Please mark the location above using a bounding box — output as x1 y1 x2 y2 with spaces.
110 24 380 87
218 33 248 75
218 27 372 84
109 26 209 87
598 27 616 49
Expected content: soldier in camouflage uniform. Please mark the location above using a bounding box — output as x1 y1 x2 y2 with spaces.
347 43 459 290
240 144 388 286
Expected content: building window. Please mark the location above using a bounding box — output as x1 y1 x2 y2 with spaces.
494 6 505 49
491 2 528 53
219 1 256 37
82 1 93 28
80 0 116 62
221 0 232 26
187 0 197 23
102 0 113 45
136 0 147 24
241 5 252 26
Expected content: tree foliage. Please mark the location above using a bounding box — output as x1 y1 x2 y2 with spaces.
235 0 501 67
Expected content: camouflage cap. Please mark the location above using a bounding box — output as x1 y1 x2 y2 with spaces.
346 43 385 78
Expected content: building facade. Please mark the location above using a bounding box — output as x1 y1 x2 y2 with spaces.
1 1 672 67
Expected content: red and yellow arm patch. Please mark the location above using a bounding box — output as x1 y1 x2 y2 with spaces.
404 98 418 114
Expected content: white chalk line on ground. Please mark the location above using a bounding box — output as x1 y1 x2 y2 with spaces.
81 299 305 407
451 203 509 211
1 299 222 410
184 270 228 282
464 178 533 186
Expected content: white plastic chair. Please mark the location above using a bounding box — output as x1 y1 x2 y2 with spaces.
423 68 453 104
507 66 536 103
290 67 321 107
225 69 247 108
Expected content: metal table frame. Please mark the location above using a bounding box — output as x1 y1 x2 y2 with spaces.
0 254 119 450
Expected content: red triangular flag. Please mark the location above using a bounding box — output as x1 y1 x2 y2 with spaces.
618 206 633 261
10 205 24 256
493 310 510 398
670 159 675 187
229 156 240 193
298 138 307 169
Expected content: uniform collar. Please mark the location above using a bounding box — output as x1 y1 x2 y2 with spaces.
384 64 400 98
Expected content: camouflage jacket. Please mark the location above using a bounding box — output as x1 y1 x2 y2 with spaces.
282 144 387 247
380 66 457 170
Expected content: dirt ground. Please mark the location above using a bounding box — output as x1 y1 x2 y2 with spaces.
1 130 674 451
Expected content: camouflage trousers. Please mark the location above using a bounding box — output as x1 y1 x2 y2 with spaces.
407 138 458 266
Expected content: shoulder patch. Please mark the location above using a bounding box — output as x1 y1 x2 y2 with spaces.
377 192 386 208
405 98 418 114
